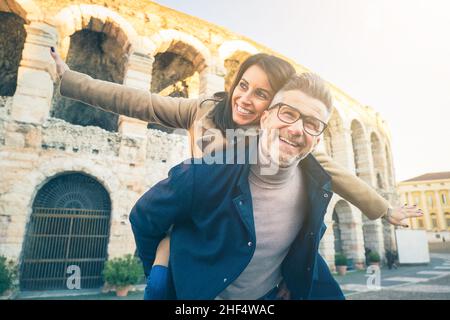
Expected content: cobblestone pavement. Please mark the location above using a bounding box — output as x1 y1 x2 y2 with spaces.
335 253 450 300
18 252 450 300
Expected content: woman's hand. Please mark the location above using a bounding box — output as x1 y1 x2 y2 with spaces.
49 47 69 79
384 205 423 228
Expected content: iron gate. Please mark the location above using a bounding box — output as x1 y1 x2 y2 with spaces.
20 173 111 291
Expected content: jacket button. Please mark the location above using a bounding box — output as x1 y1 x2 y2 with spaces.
307 267 311 272
248 241 252 247
324 193 329 198
239 200 243 206
224 278 228 283
310 232 314 236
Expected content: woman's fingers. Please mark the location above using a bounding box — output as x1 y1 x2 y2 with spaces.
387 205 424 228
49 47 69 78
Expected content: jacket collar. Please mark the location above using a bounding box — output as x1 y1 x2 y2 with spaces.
300 153 332 193
236 146 332 196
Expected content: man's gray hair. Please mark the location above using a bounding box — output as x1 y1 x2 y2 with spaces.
278 72 333 114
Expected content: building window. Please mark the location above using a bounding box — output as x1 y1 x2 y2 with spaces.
430 213 439 230
428 195 434 207
442 193 447 205
414 196 420 206
446 213 450 230
417 218 424 229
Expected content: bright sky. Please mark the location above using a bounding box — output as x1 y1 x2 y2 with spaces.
155 0 450 182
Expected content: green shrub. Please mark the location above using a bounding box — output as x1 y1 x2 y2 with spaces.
368 251 381 263
103 254 143 288
335 253 348 266
0 255 17 295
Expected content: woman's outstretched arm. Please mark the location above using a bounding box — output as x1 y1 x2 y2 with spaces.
50 48 200 130
313 150 422 226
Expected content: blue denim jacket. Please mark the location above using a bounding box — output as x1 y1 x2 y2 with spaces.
130 151 344 300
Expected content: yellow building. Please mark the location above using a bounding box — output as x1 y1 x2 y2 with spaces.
398 172 450 241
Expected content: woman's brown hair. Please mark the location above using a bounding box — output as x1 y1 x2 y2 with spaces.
208 53 296 133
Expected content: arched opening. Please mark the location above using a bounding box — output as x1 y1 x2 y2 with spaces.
350 120 371 184
332 200 357 266
0 12 26 97
149 41 204 132
370 132 386 191
20 173 112 291
223 50 251 92
51 27 128 132
332 210 343 254
323 128 333 158
430 213 439 230
324 109 347 166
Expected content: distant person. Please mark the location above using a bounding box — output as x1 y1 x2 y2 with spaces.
385 249 398 270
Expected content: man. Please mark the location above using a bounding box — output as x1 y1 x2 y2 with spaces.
130 73 411 300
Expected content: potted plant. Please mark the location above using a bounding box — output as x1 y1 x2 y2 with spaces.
0 255 17 299
368 251 381 267
335 253 348 276
103 254 143 297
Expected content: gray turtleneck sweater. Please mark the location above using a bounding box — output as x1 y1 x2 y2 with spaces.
216 145 307 300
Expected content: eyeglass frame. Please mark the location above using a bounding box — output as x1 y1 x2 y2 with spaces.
268 102 328 136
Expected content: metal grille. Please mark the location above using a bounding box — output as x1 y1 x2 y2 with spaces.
20 173 111 291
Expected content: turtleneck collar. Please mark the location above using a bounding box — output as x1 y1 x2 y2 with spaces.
249 138 301 188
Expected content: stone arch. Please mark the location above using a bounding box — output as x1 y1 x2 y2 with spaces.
0 0 43 23
51 5 138 132
20 171 112 290
384 143 394 188
324 108 346 164
0 10 26 96
323 128 333 158
370 131 387 190
331 200 360 265
218 41 259 92
53 4 138 58
350 119 372 185
149 29 210 99
18 157 121 225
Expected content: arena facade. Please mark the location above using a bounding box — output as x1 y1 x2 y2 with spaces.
0 0 398 291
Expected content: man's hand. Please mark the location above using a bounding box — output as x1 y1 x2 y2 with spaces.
49 47 69 79
384 205 423 228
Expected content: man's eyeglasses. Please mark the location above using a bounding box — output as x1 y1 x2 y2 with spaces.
269 103 327 136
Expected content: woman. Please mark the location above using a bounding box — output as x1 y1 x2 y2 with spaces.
50 48 420 298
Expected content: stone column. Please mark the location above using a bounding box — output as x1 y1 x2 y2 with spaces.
408 192 420 229
362 215 385 262
11 22 57 124
199 60 225 96
118 51 153 163
333 128 356 172
434 191 445 231
320 205 337 271
112 113 150 259
123 52 154 91
420 191 431 230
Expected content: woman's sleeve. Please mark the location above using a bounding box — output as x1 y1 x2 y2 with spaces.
313 149 390 220
59 70 200 129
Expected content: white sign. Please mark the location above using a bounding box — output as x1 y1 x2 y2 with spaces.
395 229 430 264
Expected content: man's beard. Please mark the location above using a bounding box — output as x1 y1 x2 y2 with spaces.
261 128 311 168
